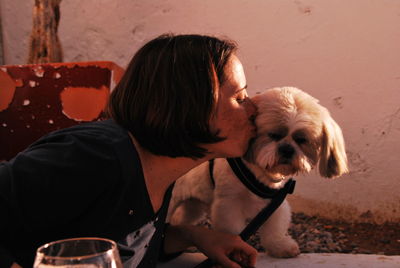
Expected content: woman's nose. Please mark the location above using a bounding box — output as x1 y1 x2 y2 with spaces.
246 98 258 118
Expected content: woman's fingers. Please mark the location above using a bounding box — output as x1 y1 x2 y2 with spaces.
239 242 257 267
229 249 257 268
185 226 258 267
216 253 242 268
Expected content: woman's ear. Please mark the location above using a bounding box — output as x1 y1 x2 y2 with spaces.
319 115 349 178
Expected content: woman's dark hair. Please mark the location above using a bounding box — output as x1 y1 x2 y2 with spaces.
107 33 237 158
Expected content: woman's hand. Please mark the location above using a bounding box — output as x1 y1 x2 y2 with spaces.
164 225 257 268
189 226 257 268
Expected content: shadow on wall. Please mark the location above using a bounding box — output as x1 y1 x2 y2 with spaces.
0 61 124 161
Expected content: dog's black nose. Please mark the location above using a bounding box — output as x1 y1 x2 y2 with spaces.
278 144 295 159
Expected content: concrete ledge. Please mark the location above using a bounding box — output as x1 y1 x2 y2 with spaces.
158 252 400 268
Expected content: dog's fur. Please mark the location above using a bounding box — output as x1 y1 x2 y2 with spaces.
167 87 348 258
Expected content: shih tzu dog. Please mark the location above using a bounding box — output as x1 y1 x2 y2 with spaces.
168 87 348 258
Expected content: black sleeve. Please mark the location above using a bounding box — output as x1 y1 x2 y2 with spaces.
10 132 120 229
0 162 15 268
0 131 121 266
0 248 14 268
0 163 19 267
0 201 15 267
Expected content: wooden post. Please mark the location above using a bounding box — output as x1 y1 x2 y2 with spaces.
28 0 63 64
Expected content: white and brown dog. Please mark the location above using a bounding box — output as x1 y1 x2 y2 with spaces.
168 87 348 258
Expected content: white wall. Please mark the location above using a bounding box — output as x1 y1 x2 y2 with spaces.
1 0 399 223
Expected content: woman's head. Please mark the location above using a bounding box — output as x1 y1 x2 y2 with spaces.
108 34 255 158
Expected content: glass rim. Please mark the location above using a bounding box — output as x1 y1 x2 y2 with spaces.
36 237 118 260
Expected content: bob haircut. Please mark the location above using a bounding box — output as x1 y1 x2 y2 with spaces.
107 34 237 158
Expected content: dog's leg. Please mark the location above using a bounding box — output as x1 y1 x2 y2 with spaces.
259 200 300 258
210 198 247 234
169 199 209 225
167 161 213 225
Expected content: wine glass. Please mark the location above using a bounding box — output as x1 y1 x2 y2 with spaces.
33 237 123 268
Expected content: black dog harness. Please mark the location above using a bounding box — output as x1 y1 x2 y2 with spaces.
209 158 294 199
197 158 296 268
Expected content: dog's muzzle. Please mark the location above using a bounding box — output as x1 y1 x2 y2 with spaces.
278 143 295 160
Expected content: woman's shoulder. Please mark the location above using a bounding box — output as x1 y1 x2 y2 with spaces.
47 119 129 143
5 119 139 194
11 119 137 171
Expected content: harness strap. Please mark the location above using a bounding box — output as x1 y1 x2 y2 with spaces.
193 158 296 268
208 159 215 188
194 179 296 268
227 158 280 199
239 178 296 241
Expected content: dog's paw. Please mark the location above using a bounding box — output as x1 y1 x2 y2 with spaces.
264 236 300 258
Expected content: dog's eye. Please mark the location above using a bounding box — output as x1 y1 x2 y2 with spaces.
268 133 283 141
294 137 307 144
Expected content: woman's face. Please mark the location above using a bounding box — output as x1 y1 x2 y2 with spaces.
208 55 257 158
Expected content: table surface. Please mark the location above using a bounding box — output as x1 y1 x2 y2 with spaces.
157 252 400 268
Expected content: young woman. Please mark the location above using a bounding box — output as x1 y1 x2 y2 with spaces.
1 34 258 268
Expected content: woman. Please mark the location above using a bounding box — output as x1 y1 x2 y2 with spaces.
1 34 258 268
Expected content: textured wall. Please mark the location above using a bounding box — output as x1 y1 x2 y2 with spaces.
1 0 400 223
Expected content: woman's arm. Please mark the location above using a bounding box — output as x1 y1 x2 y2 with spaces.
163 224 257 268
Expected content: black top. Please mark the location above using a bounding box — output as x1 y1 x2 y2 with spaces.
0 119 172 268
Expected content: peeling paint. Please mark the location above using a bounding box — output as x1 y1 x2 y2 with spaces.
0 61 123 163
15 79 23 87
33 65 45 77
0 70 16 112
60 85 109 121
110 63 125 91
29 80 37 87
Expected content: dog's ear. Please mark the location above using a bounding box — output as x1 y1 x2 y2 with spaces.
319 115 349 178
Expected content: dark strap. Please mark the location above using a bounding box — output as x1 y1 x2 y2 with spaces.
227 158 280 199
193 179 296 268
239 179 296 240
208 159 215 188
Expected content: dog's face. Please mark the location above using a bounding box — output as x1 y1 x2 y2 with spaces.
245 87 348 182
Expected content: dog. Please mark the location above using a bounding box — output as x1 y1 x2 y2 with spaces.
167 87 348 258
